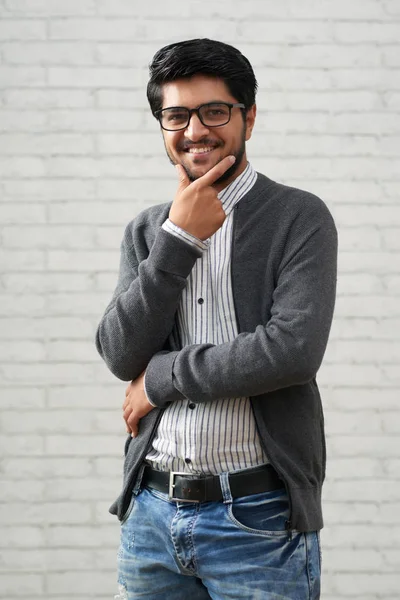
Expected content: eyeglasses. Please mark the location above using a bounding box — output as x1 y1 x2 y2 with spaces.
154 102 246 131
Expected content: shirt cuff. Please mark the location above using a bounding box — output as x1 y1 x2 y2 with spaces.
162 219 210 252
145 351 185 408
143 372 157 407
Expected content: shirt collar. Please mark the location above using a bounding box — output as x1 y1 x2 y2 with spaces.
218 162 258 216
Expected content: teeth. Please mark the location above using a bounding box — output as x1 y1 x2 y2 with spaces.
187 147 214 154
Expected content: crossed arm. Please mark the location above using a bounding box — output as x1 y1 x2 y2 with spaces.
96 204 337 437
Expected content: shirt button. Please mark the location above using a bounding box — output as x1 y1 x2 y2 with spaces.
198 298 204 305
188 403 196 410
185 458 191 464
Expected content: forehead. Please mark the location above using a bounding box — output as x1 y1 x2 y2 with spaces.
161 74 237 108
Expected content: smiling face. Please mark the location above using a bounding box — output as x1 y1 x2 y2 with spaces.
159 75 256 190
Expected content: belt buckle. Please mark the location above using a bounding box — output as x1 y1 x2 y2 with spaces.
168 471 200 503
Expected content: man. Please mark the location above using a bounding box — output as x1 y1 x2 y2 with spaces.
96 38 337 600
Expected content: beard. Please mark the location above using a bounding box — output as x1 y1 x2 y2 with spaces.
164 123 247 186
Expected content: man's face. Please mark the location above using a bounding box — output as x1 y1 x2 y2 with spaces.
159 75 256 190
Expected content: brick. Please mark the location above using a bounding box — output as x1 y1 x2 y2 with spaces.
0 574 44 596
94 226 124 249
327 435 399 458
337 274 383 294
338 228 381 251
46 291 112 314
47 571 115 595
0 66 46 86
327 387 398 411
384 275 400 292
2 178 96 200
96 44 153 67
332 68 400 90
0 293 45 316
338 252 398 274
324 409 383 434
93 457 121 476
47 250 119 272
0 316 94 340
0 133 94 155
323 548 383 571
0 19 46 40
2 225 95 251
3 42 96 65
0 502 91 525
96 178 174 202
3 273 93 293
382 229 400 250
48 109 143 131
330 317 399 341
335 205 400 227
1 457 93 479
4 88 95 109
0 249 45 271
3 0 96 14
0 157 46 178
335 574 400 595
334 296 400 318
1 410 95 434
0 434 44 456
383 46 400 67
1 362 100 384
382 412 400 433
334 22 400 43
0 479 44 502
0 340 45 361
0 110 46 132
48 201 142 224
46 524 118 547
48 384 122 409
327 457 382 479
93 273 117 292
45 434 122 456
323 501 379 524
0 526 45 548
98 132 162 154
46 340 101 362
326 339 400 363
0 386 45 408
48 66 146 88
43 476 121 501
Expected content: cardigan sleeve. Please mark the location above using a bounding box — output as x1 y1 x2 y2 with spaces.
144 202 338 407
95 221 201 382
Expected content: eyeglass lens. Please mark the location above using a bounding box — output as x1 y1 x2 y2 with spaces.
160 103 231 130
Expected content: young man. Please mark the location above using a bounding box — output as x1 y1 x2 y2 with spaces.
96 38 337 600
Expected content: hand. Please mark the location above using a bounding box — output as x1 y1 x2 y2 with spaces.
123 372 154 438
169 155 236 240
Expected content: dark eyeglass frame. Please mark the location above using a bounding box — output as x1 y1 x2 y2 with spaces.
154 102 246 131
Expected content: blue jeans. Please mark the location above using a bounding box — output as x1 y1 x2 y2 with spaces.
115 471 321 599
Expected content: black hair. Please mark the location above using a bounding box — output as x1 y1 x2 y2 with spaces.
147 38 257 116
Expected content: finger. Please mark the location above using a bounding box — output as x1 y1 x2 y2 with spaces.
196 155 236 188
175 164 190 192
125 383 131 396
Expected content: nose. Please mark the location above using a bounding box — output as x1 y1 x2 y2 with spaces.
184 112 210 141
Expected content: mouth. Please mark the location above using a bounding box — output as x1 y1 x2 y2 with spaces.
183 144 220 157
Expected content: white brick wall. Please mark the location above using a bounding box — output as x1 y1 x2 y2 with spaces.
0 0 399 597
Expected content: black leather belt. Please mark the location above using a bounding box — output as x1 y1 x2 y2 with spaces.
142 464 283 503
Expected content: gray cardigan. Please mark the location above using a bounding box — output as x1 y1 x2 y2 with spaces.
96 172 338 532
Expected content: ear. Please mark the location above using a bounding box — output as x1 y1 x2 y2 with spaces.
245 104 257 141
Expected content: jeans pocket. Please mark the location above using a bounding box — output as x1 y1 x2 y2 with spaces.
227 488 290 536
120 492 136 526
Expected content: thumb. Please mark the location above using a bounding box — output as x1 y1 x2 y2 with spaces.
175 164 190 192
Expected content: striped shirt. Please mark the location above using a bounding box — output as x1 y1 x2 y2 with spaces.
145 163 269 474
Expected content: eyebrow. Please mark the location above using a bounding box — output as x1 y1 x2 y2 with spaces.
162 101 228 110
